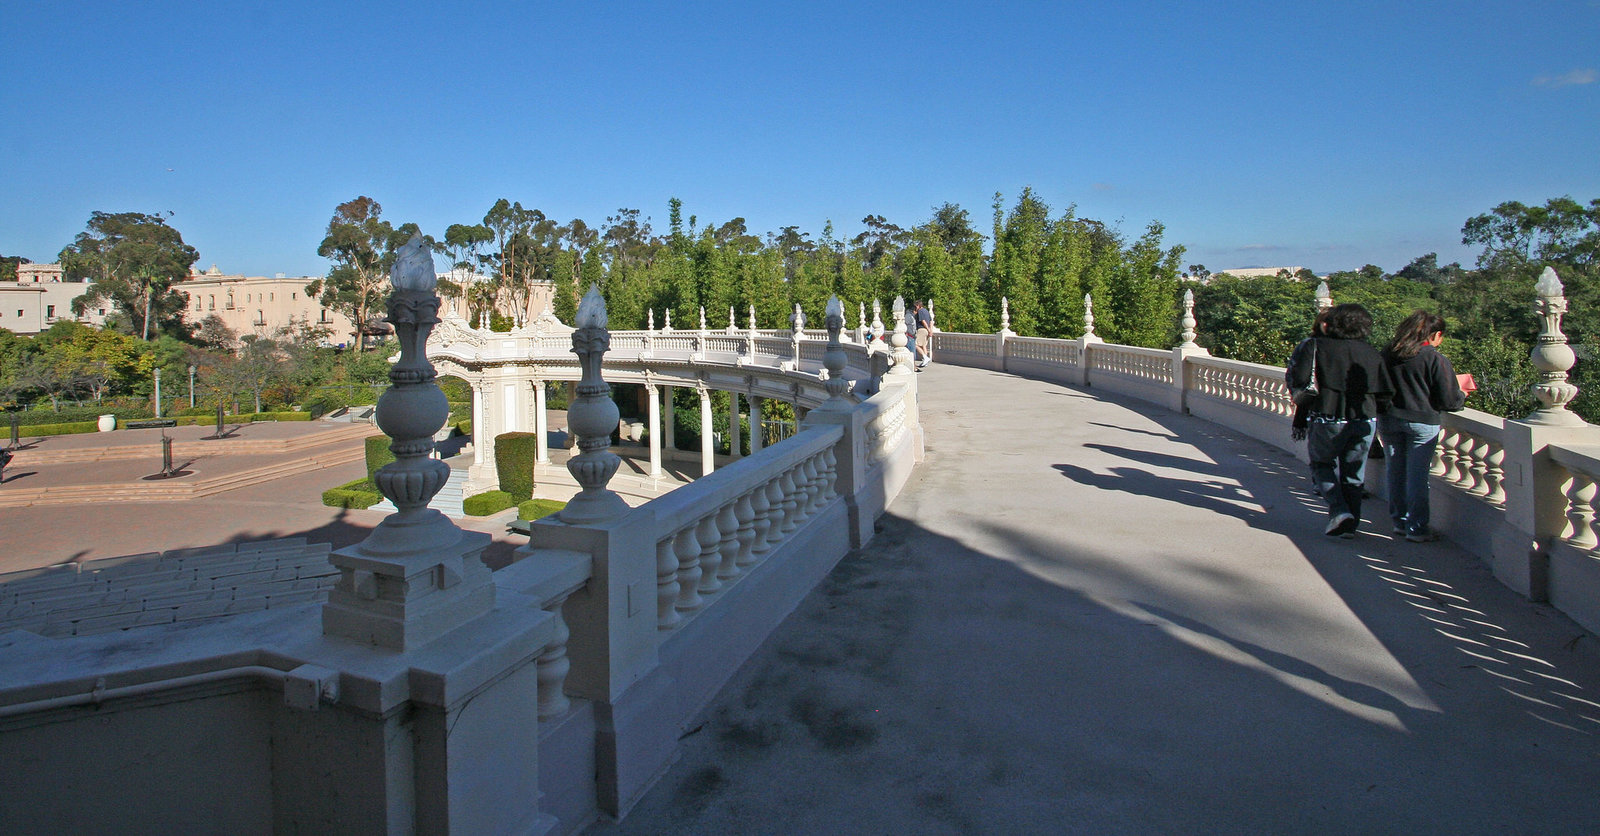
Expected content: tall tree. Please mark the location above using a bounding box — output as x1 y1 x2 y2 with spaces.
60 211 199 340
307 196 396 352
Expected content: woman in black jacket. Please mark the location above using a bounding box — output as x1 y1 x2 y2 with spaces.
1379 311 1467 542
1286 303 1393 537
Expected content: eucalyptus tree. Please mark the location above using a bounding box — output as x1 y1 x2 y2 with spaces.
60 211 200 340
307 196 401 352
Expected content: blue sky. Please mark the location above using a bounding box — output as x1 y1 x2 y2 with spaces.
4 0 1597 279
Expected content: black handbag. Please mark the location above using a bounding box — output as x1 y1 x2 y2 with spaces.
1290 338 1319 408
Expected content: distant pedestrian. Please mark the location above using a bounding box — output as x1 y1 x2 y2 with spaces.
0 447 11 484
1379 311 1468 543
913 300 933 369
1286 303 1393 538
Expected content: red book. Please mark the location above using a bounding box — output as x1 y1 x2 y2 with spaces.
1457 373 1477 393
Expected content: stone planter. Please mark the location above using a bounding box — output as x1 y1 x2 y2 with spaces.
97 414 116 432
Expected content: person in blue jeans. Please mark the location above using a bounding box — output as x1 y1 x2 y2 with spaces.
1287 303 1393 538
1379 311 1467 542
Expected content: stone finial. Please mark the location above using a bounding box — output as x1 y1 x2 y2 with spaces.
791 303 806 336
323 235 494 650
648 308 655 332
728 305 737 333
1178 288 1199 349
1000 297 1012 334
1315 280 1332 312
699 306 708 333
748 304 757 331
1528 267 1585 426
888 296 914 374
818 295 853 406
663 309 673 333
1083 293 1098 340
562 285 630 522
871 299 885 343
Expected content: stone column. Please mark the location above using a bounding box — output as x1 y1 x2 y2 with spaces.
727 391 742 459
699 384 714 476
647 382 663 477
534 379 550 464
661 384 676 455
750 396 764 454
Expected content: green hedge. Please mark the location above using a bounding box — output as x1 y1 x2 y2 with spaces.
365 435 395 483
322 477 382 509
19 421 99 438
518 498 566 521
462 490 516 516
494 431 538 501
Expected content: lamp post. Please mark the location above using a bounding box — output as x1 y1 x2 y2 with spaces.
153 367 162 418
188 364 196 408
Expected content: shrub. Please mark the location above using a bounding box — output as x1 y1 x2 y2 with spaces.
517 498 566 521
462 490 515 516
365 435 395 483
19 421 99 438
322 477 382 509
494 431 538 501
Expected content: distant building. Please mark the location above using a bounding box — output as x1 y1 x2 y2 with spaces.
178 266 357 346
0 263 107 334
1217 267 1314 279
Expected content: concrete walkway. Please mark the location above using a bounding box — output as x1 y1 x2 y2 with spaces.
590 362 1600 834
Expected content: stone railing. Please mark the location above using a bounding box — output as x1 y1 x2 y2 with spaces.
933 277 1600 640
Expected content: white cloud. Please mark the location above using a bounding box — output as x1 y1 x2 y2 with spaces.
1533 68 1598 88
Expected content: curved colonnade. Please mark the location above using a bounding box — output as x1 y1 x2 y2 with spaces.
426 309 886 496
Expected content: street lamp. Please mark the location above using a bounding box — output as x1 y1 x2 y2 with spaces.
188 364 196 408
154 367 163 418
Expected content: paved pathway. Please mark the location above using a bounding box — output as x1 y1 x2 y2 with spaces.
591 362 1600 835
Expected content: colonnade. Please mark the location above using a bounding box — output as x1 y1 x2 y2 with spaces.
449 373 800 495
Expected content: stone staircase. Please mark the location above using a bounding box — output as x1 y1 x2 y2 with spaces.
0 538 337 638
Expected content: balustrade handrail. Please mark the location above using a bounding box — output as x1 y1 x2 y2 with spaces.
648 424 843 536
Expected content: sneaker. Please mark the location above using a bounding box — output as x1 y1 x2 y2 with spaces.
1325 512 1356 537
1405 529 1440 543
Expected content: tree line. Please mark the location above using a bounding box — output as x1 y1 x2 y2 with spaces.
4 193 1596 424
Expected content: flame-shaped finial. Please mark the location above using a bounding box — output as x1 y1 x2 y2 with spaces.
1537 266 1564 297
391 234 437 292
576 284 607 329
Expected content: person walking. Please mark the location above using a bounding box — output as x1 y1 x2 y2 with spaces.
1286 303 1393 538
913 300 934 369
1378 311 1468 542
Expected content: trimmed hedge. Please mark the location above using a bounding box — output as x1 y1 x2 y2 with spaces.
517 498 566 521
365 435 395 484
494 431 538 501
462 490 515 516
322 477 382 509
19 421 98 438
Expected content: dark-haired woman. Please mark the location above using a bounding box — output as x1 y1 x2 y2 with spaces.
1286 303 1393 537
1379 311 1466 542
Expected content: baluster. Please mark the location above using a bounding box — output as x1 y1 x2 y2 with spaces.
1568 473 1599 550
764 479 787 549
1484 446 1507 505
779 468 802 535
801 455 823 516
536 601 572 719
1435 429 1460 482
656 536 680 629
734 493 759 567
1467 436 1491 496
696 514 723 594
673 526 703 611
748 482 773 556
716 502 741 580
1450 432 1476 488
821 447 839 502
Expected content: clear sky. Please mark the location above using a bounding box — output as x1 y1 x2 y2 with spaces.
4 1 1597 279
